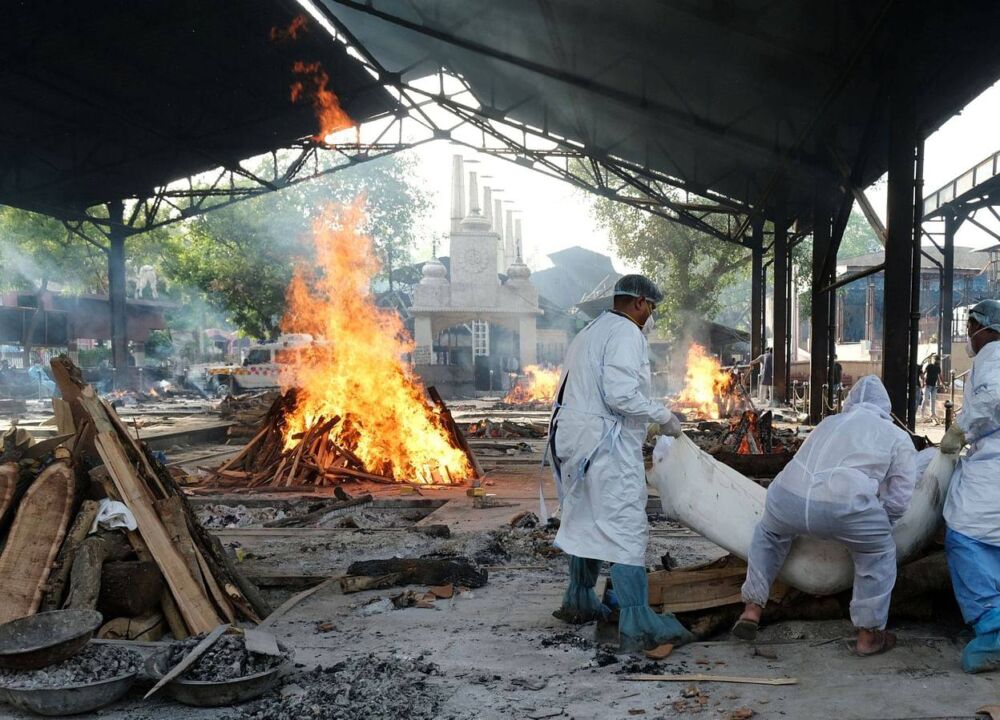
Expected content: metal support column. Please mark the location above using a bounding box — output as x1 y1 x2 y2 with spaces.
941 214 957 380
107 200 128 373
883 89 919 424
810 202 833 423
750 220 764 363
907 141 925 426
773 212 788 404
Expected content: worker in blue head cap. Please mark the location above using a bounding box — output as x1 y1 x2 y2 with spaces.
547 274 692 652
940 299 1000 672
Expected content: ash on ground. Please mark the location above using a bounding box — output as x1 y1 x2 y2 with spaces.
0 644 141 689
197 504 286 529
166 634 287 681
462 522 561 566
227 654 443 720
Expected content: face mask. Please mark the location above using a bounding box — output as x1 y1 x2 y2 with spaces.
966 326 987 358
642 314 655 336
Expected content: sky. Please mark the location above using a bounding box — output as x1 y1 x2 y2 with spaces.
405 79 1000 272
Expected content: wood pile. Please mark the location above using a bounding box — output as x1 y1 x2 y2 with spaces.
219 390 280 439
465 419 548 439
208 386 481 488
0 356 268 641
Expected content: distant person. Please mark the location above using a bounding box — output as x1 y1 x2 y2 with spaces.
832 356 844 400
921 355 942 421
733 376 916 655
751 347 774 407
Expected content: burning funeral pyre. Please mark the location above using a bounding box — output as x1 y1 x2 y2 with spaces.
499 365 561 409
672 344 740 420
212 204 477 487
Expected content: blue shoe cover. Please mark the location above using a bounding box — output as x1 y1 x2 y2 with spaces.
962 631 1000 674
553 556 609 624
611 563 694 652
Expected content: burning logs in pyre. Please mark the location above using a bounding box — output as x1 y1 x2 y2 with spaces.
210 203 480 488
212 387 479 487
496 365 560 410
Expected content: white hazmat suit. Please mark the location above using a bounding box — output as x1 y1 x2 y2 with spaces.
944 338 1000 545
741 375 917 629
550 311 679 566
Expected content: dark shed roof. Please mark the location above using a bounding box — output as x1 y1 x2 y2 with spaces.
320 0 1000 223
0 0 394 218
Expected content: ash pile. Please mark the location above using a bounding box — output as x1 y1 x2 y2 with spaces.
229 654 444 720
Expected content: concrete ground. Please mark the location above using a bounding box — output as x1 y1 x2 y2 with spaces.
1 405 987 720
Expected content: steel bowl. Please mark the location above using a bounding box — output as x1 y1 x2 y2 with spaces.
0 610 103 671
144 641 292 707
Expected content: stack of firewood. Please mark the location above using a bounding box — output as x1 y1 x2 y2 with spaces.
209 387 481 488
0 357 269 640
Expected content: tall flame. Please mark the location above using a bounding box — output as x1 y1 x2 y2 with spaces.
504 365 561 404
290 61 352 142
279 202 472 484
677 344 732 419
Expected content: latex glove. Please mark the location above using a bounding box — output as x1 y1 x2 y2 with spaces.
661 412 683 438
940 423 967 455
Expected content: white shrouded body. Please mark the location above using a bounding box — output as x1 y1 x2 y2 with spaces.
649 434 955 595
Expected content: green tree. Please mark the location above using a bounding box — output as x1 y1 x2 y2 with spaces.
591 199 751 342
163 152 431 339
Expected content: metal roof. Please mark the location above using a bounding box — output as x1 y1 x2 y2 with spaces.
0 0 395 219
319 0 1000 223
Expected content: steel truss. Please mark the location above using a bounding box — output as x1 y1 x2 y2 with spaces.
303 1 755 247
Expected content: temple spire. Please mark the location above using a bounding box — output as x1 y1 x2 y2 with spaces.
467 171 481 216
483 186 493 227
450 155 465 234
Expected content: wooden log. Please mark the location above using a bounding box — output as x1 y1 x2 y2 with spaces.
345 557 488 589
99 560 165 617
0 462 77 622
98 611 165 642
156 497 208 595
65 533 134 610
41 499 101 611
95 430 221 634
263 494 374 528
0 461 22 542
427 386 483 478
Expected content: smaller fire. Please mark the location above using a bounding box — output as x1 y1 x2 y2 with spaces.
676 344 733 419
270 14 309 42
504 365 561 405
290 61 352 142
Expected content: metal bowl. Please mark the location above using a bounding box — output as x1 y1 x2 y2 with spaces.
0 610 103 671
145 641 292 707
1 669 138 716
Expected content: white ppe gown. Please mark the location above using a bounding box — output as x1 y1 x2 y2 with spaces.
550 312 674 567
741 376 917 628
945 340 1000 546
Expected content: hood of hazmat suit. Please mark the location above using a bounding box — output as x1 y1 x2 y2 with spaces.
945 338 1000 545
548 311 673 566
772 375 917 524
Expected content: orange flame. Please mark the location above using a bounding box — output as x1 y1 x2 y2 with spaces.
270 14 309 42
504 365 561 404
290 61 352 142
278 202 472 485
677 344 732 419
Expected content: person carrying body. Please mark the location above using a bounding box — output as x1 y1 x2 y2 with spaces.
732 375 916 655
548 274 691 651
939 299 1000 672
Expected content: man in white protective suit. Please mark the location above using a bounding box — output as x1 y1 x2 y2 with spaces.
939 299 1000 673
548 274 692 652
733 375 916 655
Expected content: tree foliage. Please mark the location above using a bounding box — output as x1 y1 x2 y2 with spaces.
591 199 751 342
